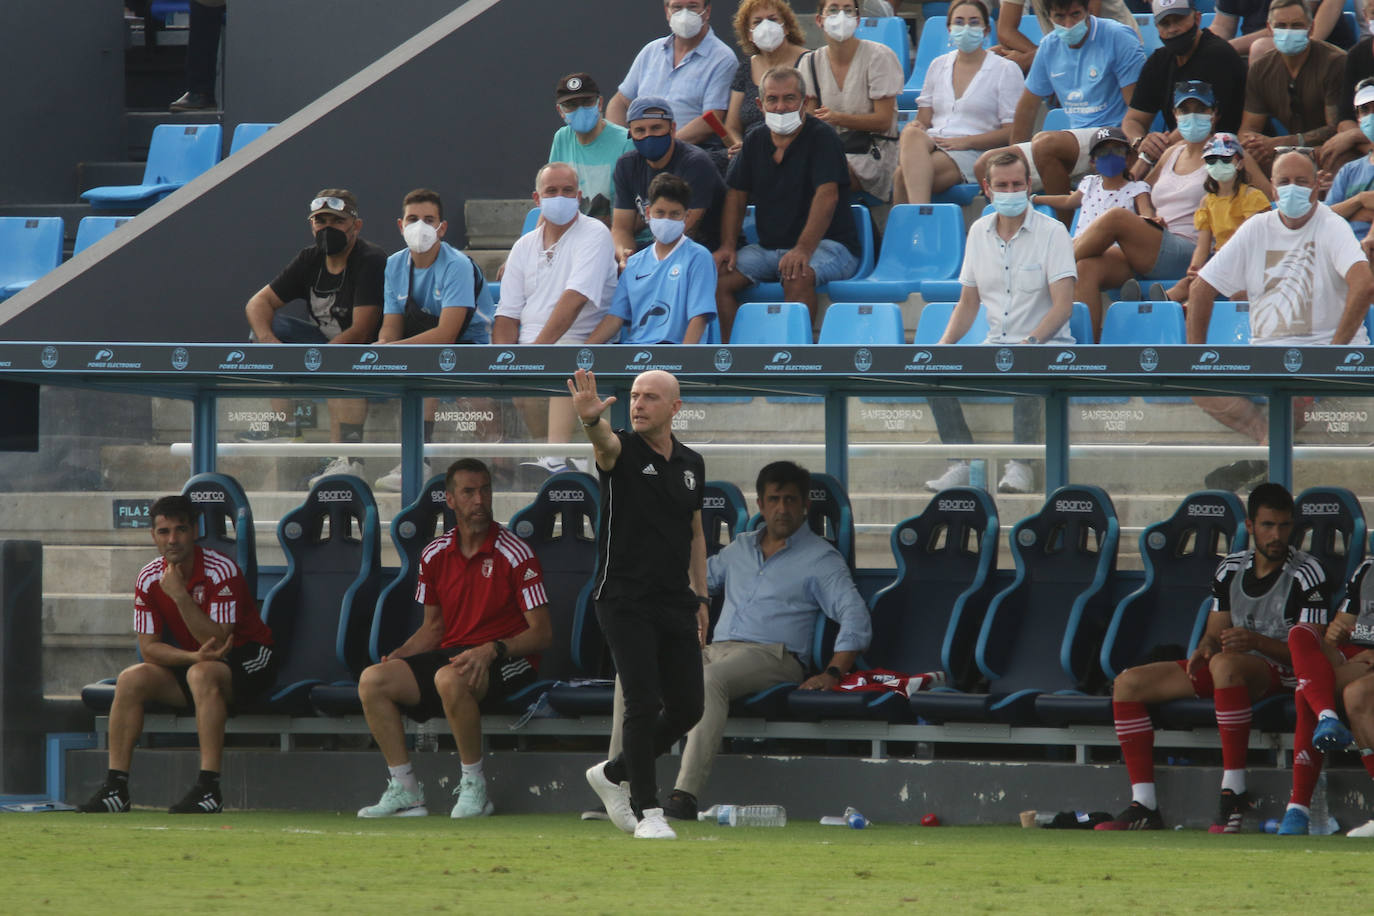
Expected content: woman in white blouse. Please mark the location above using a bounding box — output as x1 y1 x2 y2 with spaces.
894 0 1025 204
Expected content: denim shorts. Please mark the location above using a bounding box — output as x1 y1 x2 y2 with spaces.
1141 229 1195 281
735 239 859 286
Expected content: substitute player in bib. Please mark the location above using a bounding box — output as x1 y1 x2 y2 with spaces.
1098 483 1330 832
1277 557 1374 835
78 495 275 814
355 459 551 819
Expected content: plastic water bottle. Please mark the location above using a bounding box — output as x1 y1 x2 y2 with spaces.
1310 772 1338 835
968 459 987 491
414 720 438 753
845 806 868 829
697 804 786 827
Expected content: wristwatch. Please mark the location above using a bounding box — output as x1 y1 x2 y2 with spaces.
825 666 844 680
1024 335 1039 345
492 639 508 659
697 595 711 606
581 416 600 429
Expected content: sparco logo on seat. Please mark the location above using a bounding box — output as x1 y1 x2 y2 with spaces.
937 498 976 512
1055 499 1094 513
1302 503 1340 516
547 489 585 503
318 490 353 503
1187 504 1226 517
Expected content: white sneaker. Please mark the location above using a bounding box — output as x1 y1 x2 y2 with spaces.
309 456 365 489
1347 819 1374 837
357 777 427 818
634 807 677 839
373 461 433 493
585 762 637 833
924 461 970 492
997 460 1034 494
450 773 494 818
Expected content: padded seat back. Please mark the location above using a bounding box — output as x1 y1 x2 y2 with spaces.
869 487 999 689
508 471 602 680
181 472 258 598
976 485 1119 694
261 474 382 687
1292 486 1366 606
702 480 750 638
1101 490 1246 679
371 474 455 661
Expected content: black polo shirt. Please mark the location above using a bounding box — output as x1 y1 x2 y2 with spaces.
594 429 705 604
725 114 859 257
1129 28 1248 133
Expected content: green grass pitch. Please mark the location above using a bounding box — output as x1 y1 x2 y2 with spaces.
5 812 1373 913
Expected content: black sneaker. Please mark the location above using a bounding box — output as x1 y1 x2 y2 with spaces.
77 782 130 813
1204 459 1268 492
168 783 222 814
662 789 698 821
1209 789 1252 834
1093 801 1163 831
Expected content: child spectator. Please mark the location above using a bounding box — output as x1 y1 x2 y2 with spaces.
1033 127 1155 238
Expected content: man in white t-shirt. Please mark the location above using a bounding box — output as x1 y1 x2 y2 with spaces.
494 162 619 475
1187 149 1374 490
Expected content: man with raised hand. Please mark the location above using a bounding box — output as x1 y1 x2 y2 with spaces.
78 495 276 814
571 369 707 840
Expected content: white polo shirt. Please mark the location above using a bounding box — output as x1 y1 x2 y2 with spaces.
496 214 618 344
959 207 1076 344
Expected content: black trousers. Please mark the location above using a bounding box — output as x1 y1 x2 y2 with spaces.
186 1 225 97
596 596 704 812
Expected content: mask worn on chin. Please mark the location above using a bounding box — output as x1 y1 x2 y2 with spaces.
564 104 600 134
649 217 687 245
669 8 704 39
1160 23 1198 57
315 226 349 256
751 18 785 52
1094 153 1126 178
633 132 673 161
402 220 438 255
764 109 803 135
823 12 858 41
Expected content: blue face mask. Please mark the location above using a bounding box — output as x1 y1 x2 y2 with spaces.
633 132 673 162
1094 153 1126 177
1276 183 1314 219
563 103 600 135
990 190 1029 217
949 23 984 53
1177 112 1213 143
1053 17 1089 45
1361 113 1374 143
1272 27 1309 56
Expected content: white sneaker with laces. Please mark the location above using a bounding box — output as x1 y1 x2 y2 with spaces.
374 461 433 493
585 762 638 833
450 773 494 818
634 807 677 839
924 461 970 492
309 456 365 489
997 460 1034 494
357 777 427 818
1347 819 1374 837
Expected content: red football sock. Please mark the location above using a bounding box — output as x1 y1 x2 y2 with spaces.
1213 685 1252 774
1289 624 1336 716
1361 749 1374 781
1114 700 1155 787
1289 699 1322 807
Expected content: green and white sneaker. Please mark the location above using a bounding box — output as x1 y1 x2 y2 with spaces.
357 777 428 818
451 773 494 818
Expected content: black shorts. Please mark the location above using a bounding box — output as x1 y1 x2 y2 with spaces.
399 647 538 723
170 642 277 715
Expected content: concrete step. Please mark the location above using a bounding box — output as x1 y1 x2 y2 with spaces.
463 198 532 249
468 248 508 282
124 109 223 161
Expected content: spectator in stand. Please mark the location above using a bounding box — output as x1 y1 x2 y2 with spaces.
714 66 860 337
1187 149 1372 491
1320 28 1374 171
587 174 717 345
244 189 385 485
373 189 496 493
1211 0 1357 57
1032 127 1156 237
725 0 810 156
799 0 905 202
1122 0 1248 182
494 163 618 477
1238 0 1346 176
979 0 1146 195
548 73 633 225
608 1 738 160
993 0 1142 74
612 96 726 269
170 0 224 111
893 0 1025 205
1327 79 1374 246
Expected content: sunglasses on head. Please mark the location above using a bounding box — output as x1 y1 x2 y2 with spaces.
310 196 354 216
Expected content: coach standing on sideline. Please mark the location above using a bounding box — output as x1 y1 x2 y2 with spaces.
571 368 707 840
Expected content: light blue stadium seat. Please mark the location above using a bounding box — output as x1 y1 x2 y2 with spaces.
229 122 275 154
900 16 993 108
0 217 64 301
1069 301 1093 344
488 280 500 304
81 123 223 210
897 108 917 130
1206 300 1250 345
1099 300 1186 345
521 207 540 236
1200 11 1214 27
739 203 875 302
72 216 133 255
1041 107 1071 133
913 301 988 344
729 302 812 345
829 203 963 303
818 302 906 345
1136 14 1164 53
932 183 982 207
742 204 759 245
1193 0 1215 10
857 16 911 79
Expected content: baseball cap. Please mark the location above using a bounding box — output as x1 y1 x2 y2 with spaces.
626 95 676 124
1202 132 1243 159
1173 79 1215 108
1089 126 1129 155
1355 79 1374 109
1151 0 1194 22
309 189 358 218
556 72 600 103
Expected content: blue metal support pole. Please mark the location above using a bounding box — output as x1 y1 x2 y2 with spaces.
1268 389 1293 490
192 390 216 475
400 390 425 504
1044 389 1068 492
825 391 848 488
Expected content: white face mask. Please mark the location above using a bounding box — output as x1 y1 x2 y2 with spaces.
402 220 438 255
669 8 704 39
823 11 858 41
751 18 785 52
539 194 581 226
764 108 803 135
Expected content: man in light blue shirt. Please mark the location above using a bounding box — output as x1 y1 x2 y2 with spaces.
606 0 738 148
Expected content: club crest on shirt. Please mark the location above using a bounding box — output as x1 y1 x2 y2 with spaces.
482 558 494 578
192 585 205 604
683 469 696 491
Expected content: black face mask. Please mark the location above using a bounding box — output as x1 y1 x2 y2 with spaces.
1161 23 1198 58
315 226 349 256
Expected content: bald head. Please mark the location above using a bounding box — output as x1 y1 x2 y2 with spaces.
635 369 680 399
629 370 682 437
1273 150 1317 183
535 161 579 192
